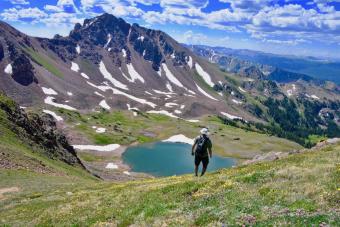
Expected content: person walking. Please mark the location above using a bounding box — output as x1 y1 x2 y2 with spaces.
191 128 212 176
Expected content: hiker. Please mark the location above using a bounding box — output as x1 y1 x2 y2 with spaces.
192 128 212 176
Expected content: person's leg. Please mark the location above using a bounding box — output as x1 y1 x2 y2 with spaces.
201 157 209 176
194 155 200 177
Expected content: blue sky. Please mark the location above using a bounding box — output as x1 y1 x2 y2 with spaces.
1 0 340 59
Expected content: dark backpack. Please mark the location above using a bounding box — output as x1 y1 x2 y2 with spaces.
195 136 207 156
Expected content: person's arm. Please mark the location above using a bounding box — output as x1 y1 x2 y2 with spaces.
192 139 197 155
208 140 212 158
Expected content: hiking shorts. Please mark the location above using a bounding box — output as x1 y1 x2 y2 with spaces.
195 155 209 168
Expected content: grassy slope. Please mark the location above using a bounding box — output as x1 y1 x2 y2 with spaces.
1 142 338 226
0 96 97 203
57 108 301 159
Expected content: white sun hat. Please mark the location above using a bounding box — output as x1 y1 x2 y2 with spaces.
200 128 209 135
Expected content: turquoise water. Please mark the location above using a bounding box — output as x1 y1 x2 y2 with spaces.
122 142 236 177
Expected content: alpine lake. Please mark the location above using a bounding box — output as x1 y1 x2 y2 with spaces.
123 142 237 177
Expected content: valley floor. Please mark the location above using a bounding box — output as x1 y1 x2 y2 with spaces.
1 142 339 226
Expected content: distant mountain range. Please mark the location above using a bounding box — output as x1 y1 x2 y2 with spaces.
187 44 340 85
0 13 339 146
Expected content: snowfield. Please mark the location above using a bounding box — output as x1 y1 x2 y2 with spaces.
162 134 194 145
99 100 110 110
44 96 76 111
126 63 145 83
42 87 58 95
73 144 120 152
71 62 80 72
43 110 63 121
195 83 218 101
162 63 184 88
195 63 214 87
99 61 128 90
4 63 12 75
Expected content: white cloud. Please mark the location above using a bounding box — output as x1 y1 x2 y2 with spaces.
9 0 29 5
1 7 47 21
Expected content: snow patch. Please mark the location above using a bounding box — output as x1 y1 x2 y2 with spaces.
99 100 110 110
238 87 246 93
44 97 76 111
122 49 127 58
186 119 199 123
195 63 214 87
232 99 243 105
99 61 128 90
126 63 145 83
165 103 178 108
94 91 105 98
147 110 179 119
80 73 89 80
127 104 139 116
42 87 58 95
180 105 185 109
76 45 80 54
104 34 112 48
123 171 131 176
162 134 194 145
195 83 218 101
67 92 73 96
43 110 63 121
221 112 243 120
162 63 184 88
71 62 80 72
187 56 193 68
166 82 174 92
137 35 144 41
4 63 12 75
287 89 293 97
96 128 106 133
73 144 120 152
88 82 156 108
106 163 118 169
174 110 182 114
306 94 320 100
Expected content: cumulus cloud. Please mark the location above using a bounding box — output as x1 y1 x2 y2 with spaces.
1 7 47 21
1 0 340 49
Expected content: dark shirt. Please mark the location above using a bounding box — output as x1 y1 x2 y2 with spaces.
194 135 212 157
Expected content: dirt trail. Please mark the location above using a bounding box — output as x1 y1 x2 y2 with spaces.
0 187 20 200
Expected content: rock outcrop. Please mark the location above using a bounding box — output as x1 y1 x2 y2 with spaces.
0 93 83 166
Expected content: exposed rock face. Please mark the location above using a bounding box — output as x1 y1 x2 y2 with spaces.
11 53 38 86
0 94 83 166
239 66 265 79
0 43 4 61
